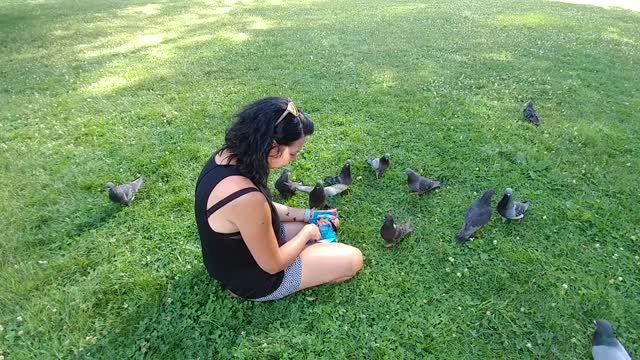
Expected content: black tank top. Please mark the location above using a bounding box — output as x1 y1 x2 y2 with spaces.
194 155 284 299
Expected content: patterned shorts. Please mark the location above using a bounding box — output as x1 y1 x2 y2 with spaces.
251 224 304 302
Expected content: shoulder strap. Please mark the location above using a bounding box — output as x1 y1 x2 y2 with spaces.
206 187 260 217
196 154 238 189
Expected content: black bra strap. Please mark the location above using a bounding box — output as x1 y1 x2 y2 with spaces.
206 187 260 217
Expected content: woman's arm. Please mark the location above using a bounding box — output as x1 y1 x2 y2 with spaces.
273 202 340 228
272 202 308 222
233 194 320 274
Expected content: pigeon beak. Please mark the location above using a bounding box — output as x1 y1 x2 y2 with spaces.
593 320 597 327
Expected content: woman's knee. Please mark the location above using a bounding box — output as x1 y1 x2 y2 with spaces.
345 246 363 278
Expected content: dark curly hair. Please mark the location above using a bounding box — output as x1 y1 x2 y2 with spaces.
218 97 314 189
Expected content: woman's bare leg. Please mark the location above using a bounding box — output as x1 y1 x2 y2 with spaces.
282 221 361 291
297 243 363 290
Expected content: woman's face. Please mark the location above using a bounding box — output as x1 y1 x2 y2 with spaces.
268 137 306 169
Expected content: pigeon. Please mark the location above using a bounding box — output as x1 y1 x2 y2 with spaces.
324 160 352 185
275 168 301 198
592 320 631 360
294 183 349 197
404 168 441 196
496 188 531 223
380 214 413 248
455 189 495 243
366 153 390 179
106 176 144 205
523 100 540 126
308 181 327 209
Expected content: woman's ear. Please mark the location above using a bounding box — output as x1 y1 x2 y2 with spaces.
268 141 283 159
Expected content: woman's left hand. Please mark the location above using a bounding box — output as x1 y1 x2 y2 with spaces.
316 216 339 231
311 209 339 229
324 208 339 229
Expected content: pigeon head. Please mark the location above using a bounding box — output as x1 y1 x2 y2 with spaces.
496 190 511 214
593 320 617 346
504 188 513 197
403 168 415 176
480 189 495 203
314 180 324 189
594 320 615 337
106 182 115 190
382 154 390 161
525 100 533 108
345 160 352 167
383 213 394 224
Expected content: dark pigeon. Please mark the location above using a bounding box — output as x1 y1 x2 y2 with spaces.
455 190 495 243
380 214 413 248
324 160 352 185
592 320 631 360
523 100 540 126
404 168 441 196
106 176 144 205
366 154 390 179
496 188 531 223
309 181 327 209
275 168 300 198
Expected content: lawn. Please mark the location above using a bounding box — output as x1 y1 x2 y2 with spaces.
1 0 639 358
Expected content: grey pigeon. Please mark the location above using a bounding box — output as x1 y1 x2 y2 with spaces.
523 100 540 126
309 181 327 209
275 168 301 198
404 168 441 196
380 214 413 248
592 320 631 360
455 189 495 243
294 183 349 197
106 176 144 205
366 153 390 179
324 160 352 185
496 188 531 223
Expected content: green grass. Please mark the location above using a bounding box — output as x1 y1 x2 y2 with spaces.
1 0 639 358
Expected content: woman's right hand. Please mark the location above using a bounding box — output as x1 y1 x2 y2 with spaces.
303 223 321 241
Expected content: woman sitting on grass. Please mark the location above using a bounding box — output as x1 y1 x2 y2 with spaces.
195 97 363 301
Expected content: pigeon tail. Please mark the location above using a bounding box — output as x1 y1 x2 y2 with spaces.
131 176 145 191
324 184 349 197
293 184 313 193
366 156 375 166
